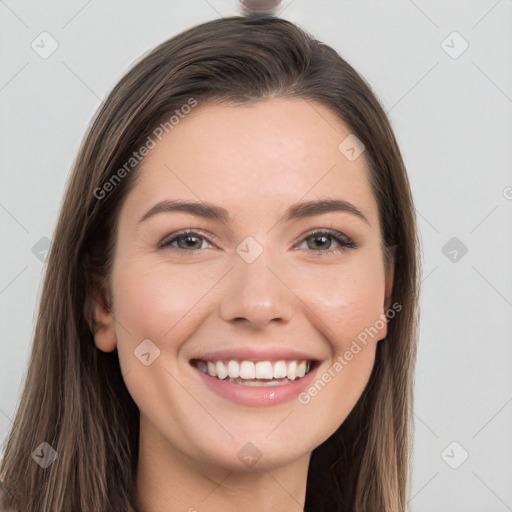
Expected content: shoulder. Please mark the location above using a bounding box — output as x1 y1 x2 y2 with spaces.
0 481 19 512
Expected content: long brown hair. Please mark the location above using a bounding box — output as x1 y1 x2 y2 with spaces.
0 15 420 512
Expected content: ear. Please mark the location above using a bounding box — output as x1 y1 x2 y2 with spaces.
382 246 396 313
92 285 117 353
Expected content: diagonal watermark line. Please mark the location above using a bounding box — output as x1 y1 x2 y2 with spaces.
61 60 102 101
265 470 304 509
412 408 439 438
0 62 29 92
406 471 439 505
415 207 439 233
304 98 338 132
265 265 337 337
472 0 502 29
421 265 438 283
202 0 223 18
387 62 439 114
164 367 234 438
472 396 512 439
0 475 25 512
471 265 512 308
0 203 29 233
0 266 28 295
265 410 294 438
162 267 234 339
111 312 132 337
277 0 296 16
472 60 512 103
0 407 13 425
121 368 132 379
470 204 499 233
0 0 29 28
61 0 92 29
407 0 439 28
472 471 512 511
199 470 234 503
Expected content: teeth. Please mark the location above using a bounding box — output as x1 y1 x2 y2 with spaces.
272 360 287 379
296 360 307 378
194 359 312 381
215 361 228 380
287 361 297 380
233 378 281 387
239 360 256 379
197 360 208 373
255 361 273 379
227 360 240 378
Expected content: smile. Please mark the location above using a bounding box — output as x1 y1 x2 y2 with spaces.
191 359 313 386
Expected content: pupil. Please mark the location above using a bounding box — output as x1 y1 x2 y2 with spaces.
180 236 200 249
309 235 330 250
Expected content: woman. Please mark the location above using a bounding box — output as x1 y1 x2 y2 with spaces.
0 14 420 512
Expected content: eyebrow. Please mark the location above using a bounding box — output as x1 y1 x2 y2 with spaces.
137 198 370 226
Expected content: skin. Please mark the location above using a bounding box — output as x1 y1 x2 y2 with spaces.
93 98 394 512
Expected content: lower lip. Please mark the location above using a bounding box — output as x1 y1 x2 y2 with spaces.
191 363 318 407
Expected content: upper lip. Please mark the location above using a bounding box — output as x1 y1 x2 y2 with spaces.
190 347 321 363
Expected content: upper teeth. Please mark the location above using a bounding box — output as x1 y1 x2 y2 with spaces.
195 359 311 380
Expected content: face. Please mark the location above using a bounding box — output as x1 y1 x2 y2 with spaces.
93 98 394 473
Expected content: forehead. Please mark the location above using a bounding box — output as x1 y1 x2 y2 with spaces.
122 98 378 228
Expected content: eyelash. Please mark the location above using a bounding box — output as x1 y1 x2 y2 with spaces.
158 228 356 255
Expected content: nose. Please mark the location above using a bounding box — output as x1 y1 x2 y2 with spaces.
218 247 295 329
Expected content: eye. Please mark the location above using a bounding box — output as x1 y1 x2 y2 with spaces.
158 228 356 255
159 230 214 251
295 229 356 254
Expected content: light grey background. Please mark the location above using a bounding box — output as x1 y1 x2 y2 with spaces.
1 1 511 510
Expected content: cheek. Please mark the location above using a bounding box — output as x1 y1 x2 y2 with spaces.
113 255 221 329
109 259 225 420
294 258 387 428
293 256 388 354
110 258 222 371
